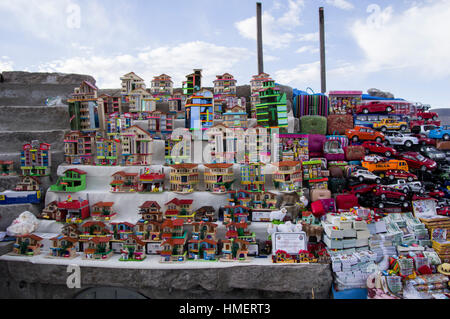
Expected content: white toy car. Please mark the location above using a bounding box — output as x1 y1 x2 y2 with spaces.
351 169 382 184
363 155 389 164
383 132 419 148
388 179 425 194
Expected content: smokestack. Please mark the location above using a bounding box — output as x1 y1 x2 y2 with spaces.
319 7 326 93
256 2 264 74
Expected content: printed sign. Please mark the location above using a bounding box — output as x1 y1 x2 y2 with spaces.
272 232 307 255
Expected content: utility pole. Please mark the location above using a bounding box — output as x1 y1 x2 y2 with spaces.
256 2 264 75
319 7 326 94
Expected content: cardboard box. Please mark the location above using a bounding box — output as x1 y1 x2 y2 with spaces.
324 235 344 249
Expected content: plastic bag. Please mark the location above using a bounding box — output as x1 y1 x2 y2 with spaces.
6 211 40 236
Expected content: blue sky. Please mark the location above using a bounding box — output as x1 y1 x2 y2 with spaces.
1 0 449 109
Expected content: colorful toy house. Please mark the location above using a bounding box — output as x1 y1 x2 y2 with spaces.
0 160 14 176
57 198 90 224
12 234 43 256
110 171 139 192
160 218 187 262
225 222 256 243
302 159 322 181
272 161 303 192
20 140 51 176
121 72 146 97
139 201 163 222
67 81 99 133
252 191 278 210
97 92 122 127
64 131 95 165
169 164 199 193
277 134 309 162
250 72 272 118
110 222 135 241
120 125 153 166
191 221 218 241
79 221 111 241
223 205 251 225
119 235 147 261
129 88 154 114
83 237 113 260
207 124 239 164
150 74 173 97
227 189 253 207
148 110 174 137
213 73 237 97
50 168 87 192
255 79 288 128
165 128 192 164
182 69 202 96
220 238 250 262
61 223 81 240
39 201 59 220
168 95 185 119
48 235 78 259
14 176 41 191
164 198 195 222
106 112 132 139
204 163 235 193
195 206 216 222
134 220 162 242
95 137 121 166
222 106 248 129
91 202 117 221
244 126 271 164
187 238 218 261
138 169 165 193
185 89 214 132
240 163 265 192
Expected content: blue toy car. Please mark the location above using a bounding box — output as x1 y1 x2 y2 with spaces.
429 125 450 140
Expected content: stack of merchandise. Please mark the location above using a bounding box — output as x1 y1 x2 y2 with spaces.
385 213 431 247
404 274 450 299
432 241 450 263
421 217 450 241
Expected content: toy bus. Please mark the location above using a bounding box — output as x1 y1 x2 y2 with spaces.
0 190 41 205
361 160 409 173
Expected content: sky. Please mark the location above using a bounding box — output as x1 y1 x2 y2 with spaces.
0 0 449 109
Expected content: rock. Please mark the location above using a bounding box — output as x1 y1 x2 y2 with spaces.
0 106 70 131
1 71 96 86
367 88 395 99
237 85 251 98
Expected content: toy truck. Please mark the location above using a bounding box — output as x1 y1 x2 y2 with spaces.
361 159 409 173
373 118 408 132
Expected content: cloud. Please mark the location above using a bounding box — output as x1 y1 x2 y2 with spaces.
296 45 319 54
351 1 450 78
0 56 14 71
325 0 354 10
37 41 252 88
274 61 321 87
234 0 306 49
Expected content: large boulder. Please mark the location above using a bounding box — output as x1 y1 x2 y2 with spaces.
1 72 96 85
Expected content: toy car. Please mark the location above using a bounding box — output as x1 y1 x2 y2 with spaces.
356 102 394 114
385 169 417 182
362 141 397 157
373 185 407 201
346 126 385 143
348 183 377 198
419 146 447 163
411 133 436 146
383 132 419 148
417 110 439 121
428 125 450 141
373 118 408 132
437 206 450 216
363 154 389 163
396 151 437 171
371 197 410 209
388 179 425 195
350 169 382 184
410 124 438 137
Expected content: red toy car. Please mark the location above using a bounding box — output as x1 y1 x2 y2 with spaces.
437 206 450 216
348 183 377 198
428 190 445 198
373 185 407 201
356 102 394 114
396 152 438 171
411 133 436 146
362 141 397 157
417 110 438 121
385 169 417 182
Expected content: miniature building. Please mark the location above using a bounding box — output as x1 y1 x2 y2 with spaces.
277 134 309 162
164 198 194 220
169 164 199 193
120 125 153 166
240 163 265 192
213 73 237 96
195 206 216 222
252 191 278 210
187 238 217 260
138 169 165 193
191 221 218 240
160 237 187 262
49 235 78 258
91 202 117 221
83 237 113 260
57 198 90 223
168 95 185 119
206 124 240 164
110 222 135 241
20 140 51 176
64 131 95 165
134 220 162 242
250 72 271 118
61 223 81 240
225 222 255 242
110 171 139 192
39 201 59 220
223 205 251 225
14 176 41 191
120 235 147 261
185 89 214 132
97 92 122 134
182 69 202 96
0 160 14 175
244 126 271 164
50 168 87 192
302 159 323 181
150 74 173 97
161 218 186 239
128 87 154 113
255 79 288 128
148 110 174 136
67 81 99 132
120 72 146 97
106 112 132 139
221 238 249 261
96 137 121 166
13 234 43 256
272 161 303 192
204 163 235 193
222 106 248 129
139 201 163 222
165 128 192 164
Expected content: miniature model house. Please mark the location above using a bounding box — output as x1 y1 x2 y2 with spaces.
204 163 235 193
148 111 174 137
50 168 87 192
139 201 163 222
49 235 78 258
223 205 251 225
20 140 51 176
182 69 202 96
64 131 95 165
213 73 237 97
169 164 199 193
14 176 41 191
110 171 139 192
138 169 165 193
120 235 147 261
150 74 173 97
195 206 216 222
168 94 185 119
222 106 248 129
106 112 132 139
13 234 43 256
120 72 146 97
110 222 135 241
57 198 90 224
252 191 278 210
83 237 113 260
220 238 249 261
250 72 271 118
255 79 288 128
185 89 214 132
91 202 117 221
187 238 217 261
277 134 309 162
0 160 14 176
120 125 153 166
67 81 100 132
240 163 265 192
191 221 218 240
96 137 121 166
164 198 194 220
272 161 303 192
39 201 59 220
128 88 154 113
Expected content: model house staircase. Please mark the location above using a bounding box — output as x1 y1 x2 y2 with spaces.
0 71 94 230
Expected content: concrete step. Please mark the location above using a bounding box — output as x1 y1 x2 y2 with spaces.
0 129 68 153
0 241 13 256
0 106 70 131
0 203 41 231
0 83 77 106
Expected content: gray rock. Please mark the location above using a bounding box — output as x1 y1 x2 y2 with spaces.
367 88 394 99
0 106 70 131
1 71 96 86
0 130 68 154
237 85 251 98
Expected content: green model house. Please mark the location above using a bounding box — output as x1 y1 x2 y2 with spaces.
255 80 288 129
50 168 87 192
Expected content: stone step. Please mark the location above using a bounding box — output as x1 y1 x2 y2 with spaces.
0 106 70 131
0 83 77 106
0 129 68 153
0 203 41 231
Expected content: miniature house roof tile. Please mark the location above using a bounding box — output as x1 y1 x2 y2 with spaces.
121 72 144 81
169 163 198 170
50 235 78 243
139 173 165 180
162 238 185 246
64 168 87 175
161 219 185 228
110 221 135 227
165 198 194 206
21 176 41 184
273 161 301 167
58 200 88 209
82 221 107 228
128 235 147 246
139 201 161 209
89 237 111 244
203 163 234 169
16 234 43 241
93 202 114 208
